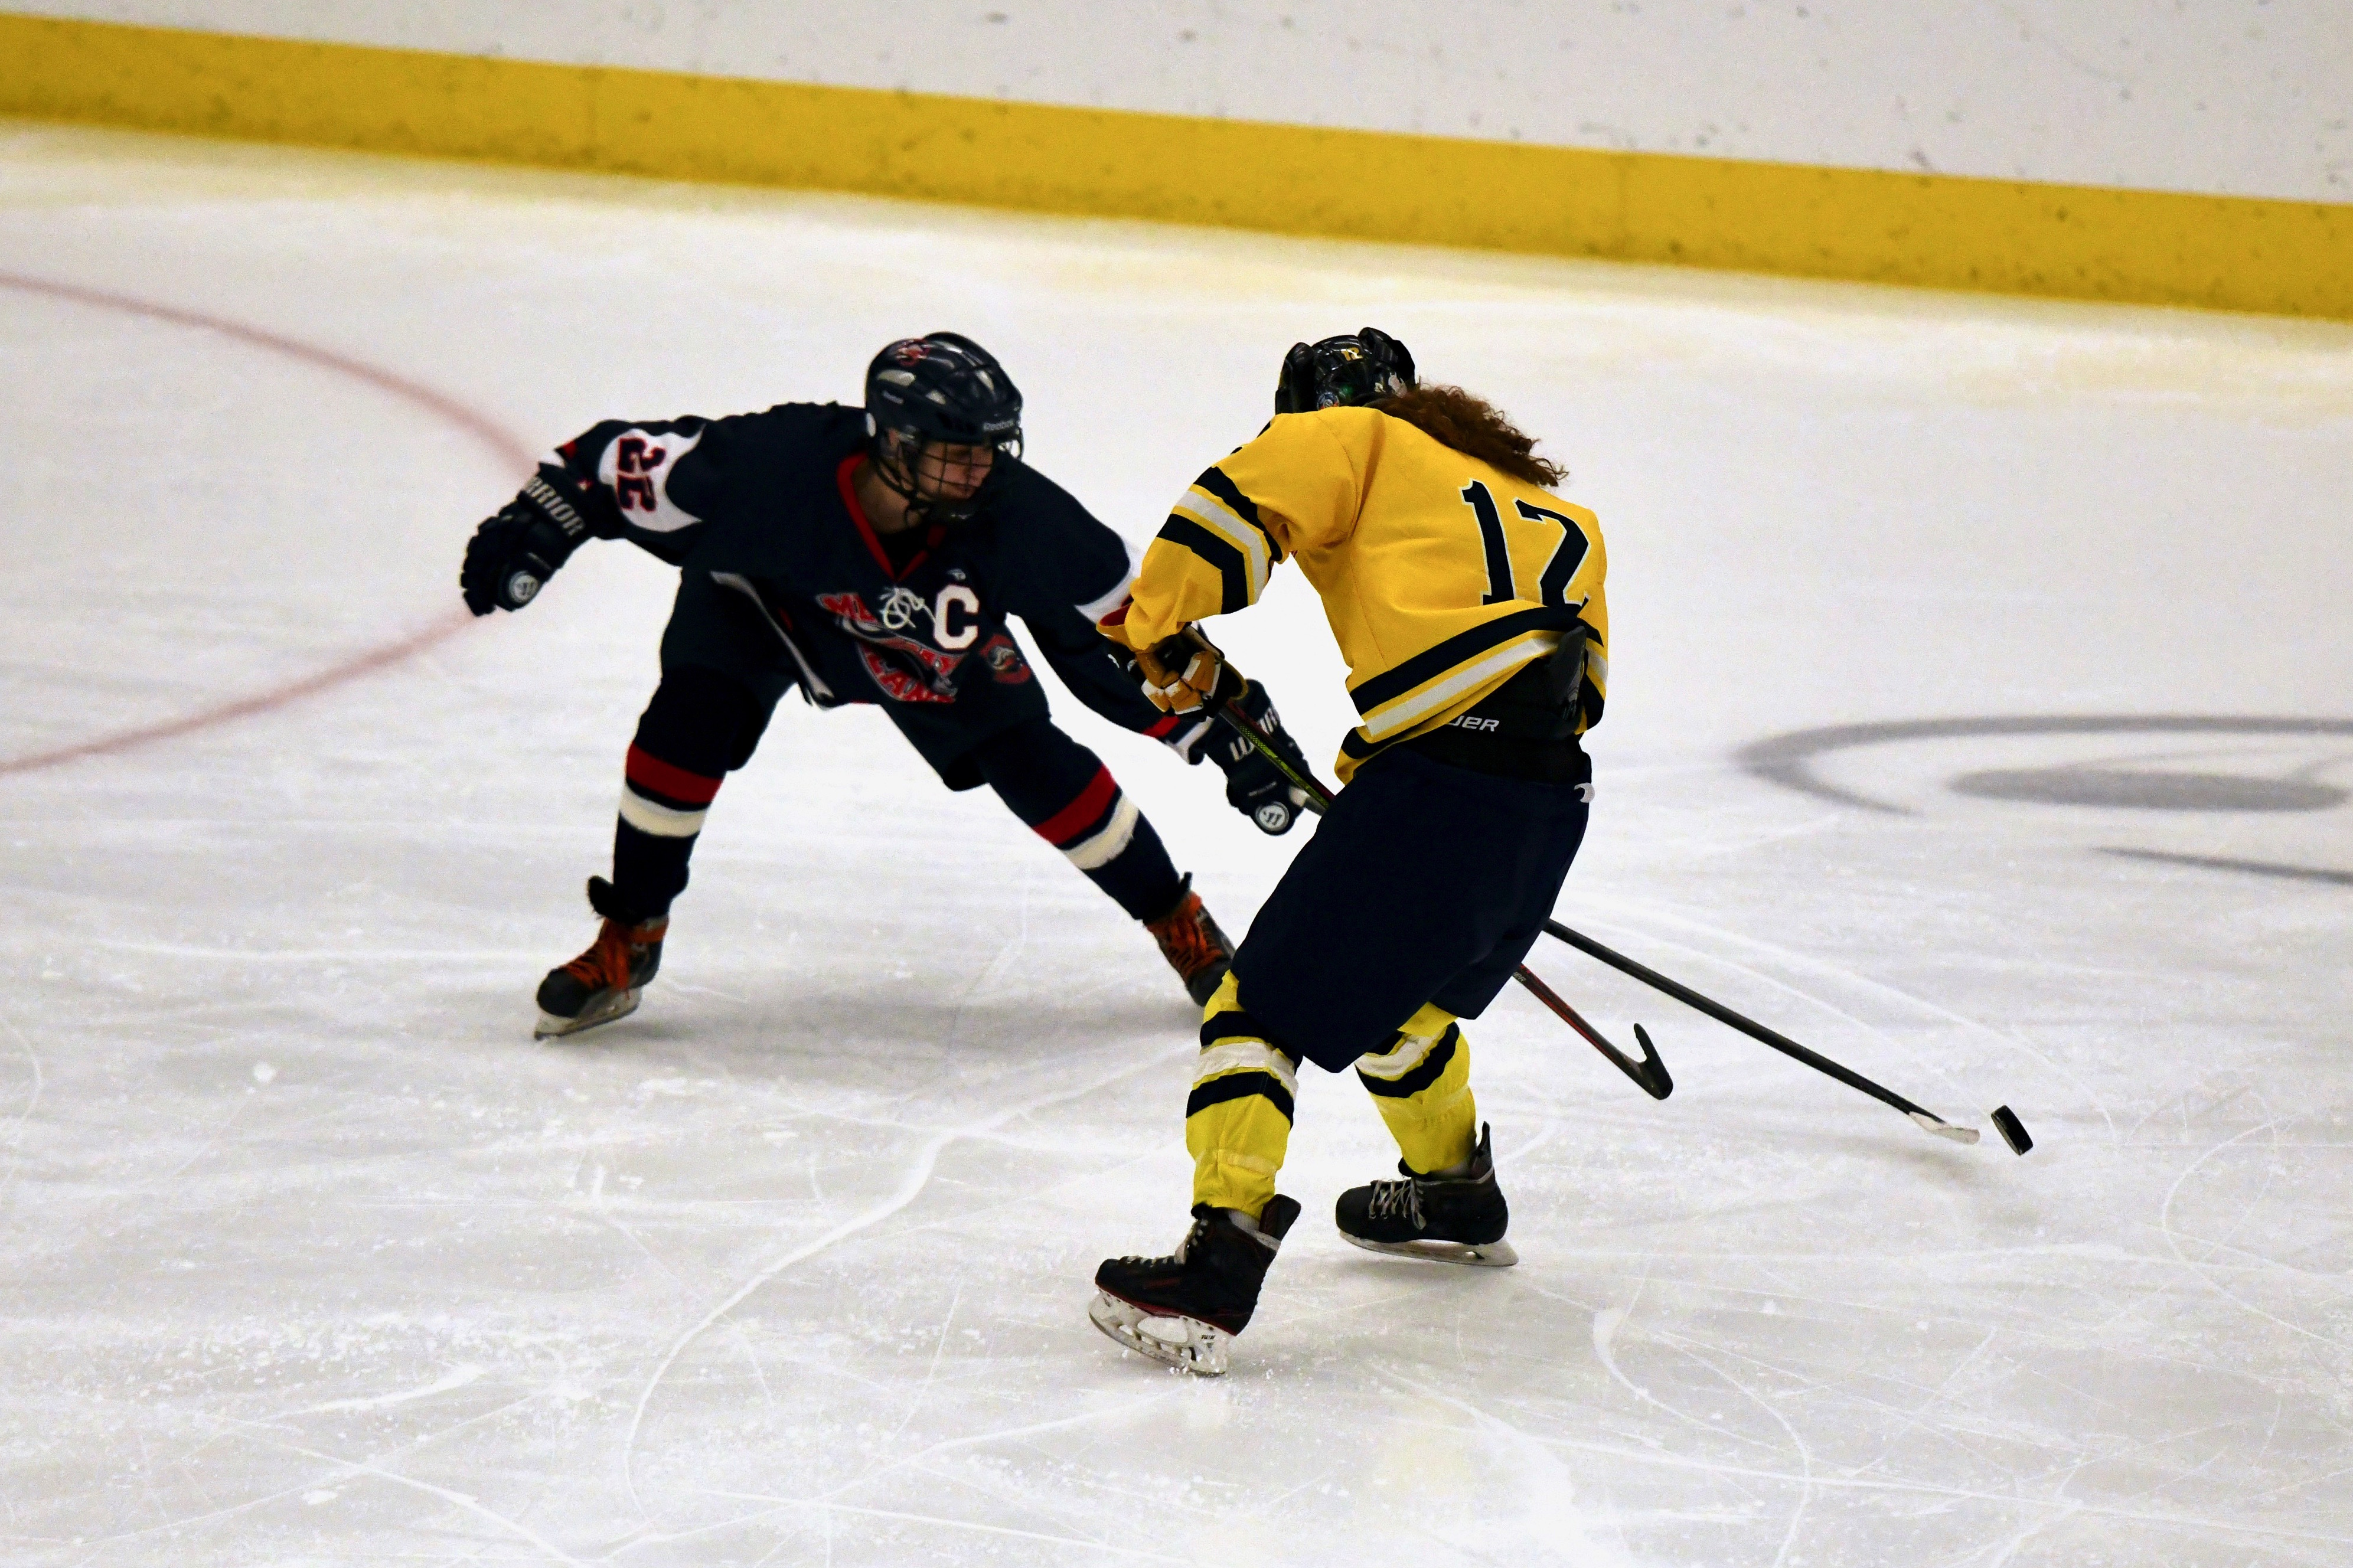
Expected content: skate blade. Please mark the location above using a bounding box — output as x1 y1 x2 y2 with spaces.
1341 1233 1519 1268
533 988 642 1040
1086 1291 1232 1376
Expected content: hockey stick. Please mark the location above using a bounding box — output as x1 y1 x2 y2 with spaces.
1170 630 1671 1100
1506 963 1673 1100
1538 918 1984 1144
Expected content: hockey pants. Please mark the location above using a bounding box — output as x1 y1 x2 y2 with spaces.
1185 744 1590 1218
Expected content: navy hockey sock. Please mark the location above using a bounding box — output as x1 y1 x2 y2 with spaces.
608 667 775 917
972 719 1185 920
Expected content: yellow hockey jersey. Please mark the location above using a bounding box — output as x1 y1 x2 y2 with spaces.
1105 406 1608 782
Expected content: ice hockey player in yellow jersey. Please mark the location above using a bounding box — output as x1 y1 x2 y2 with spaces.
1086 330 1608 1374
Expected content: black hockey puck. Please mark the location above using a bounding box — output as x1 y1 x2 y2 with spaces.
1990 1105 2032 1155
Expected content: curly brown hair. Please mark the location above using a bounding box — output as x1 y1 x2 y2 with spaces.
1371 384 1566 489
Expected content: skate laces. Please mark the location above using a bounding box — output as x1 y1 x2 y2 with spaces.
1365 1178 1427 1229
1147 894 1222 977
1113 1213 1212 1269
562 919 647 990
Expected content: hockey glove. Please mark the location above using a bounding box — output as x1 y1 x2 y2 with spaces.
1157 711 1220 765
459 472 600 615
1207 680 1314 836
1134 628 1241 716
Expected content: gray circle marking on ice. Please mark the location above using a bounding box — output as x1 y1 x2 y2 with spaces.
1736 715 2353 815
2098 848 2353 888
1736 714 2353 888
1950 766 2347 813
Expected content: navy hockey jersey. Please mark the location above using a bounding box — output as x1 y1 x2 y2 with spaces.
543 402 1176 759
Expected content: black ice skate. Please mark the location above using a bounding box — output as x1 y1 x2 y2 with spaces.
1089 1195 1302 1376
1334 1122 1517 1268
1143 878 1234 1005
534 877 667 1038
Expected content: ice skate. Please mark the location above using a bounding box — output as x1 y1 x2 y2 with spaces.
1334 1122 1517 1267
534 877 667 1038
1089 1194 1301 1376
1143 878 1234 1005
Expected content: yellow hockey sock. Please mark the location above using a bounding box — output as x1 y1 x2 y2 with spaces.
1184 972 1300 1219
1355 1002 1478 1174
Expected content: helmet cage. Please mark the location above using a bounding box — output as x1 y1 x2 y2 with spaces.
864 331 1026 525
867 423 1023 525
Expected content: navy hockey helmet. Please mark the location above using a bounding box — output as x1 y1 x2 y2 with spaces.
864 332 1024 522
1274 328 1417 415
866 332 1023 449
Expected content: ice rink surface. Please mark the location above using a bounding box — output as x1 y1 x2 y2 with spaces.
2 123 2348 1565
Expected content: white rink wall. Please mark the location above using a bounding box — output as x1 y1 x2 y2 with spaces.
9 0 2351 201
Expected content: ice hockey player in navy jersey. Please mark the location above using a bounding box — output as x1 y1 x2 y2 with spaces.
458 332 1314 1037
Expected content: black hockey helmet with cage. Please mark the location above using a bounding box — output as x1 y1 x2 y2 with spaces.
866 332 1022 449
863 332 1024 522
1274 328 1417 415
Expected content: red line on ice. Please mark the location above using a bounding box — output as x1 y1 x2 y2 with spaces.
0 271 535 777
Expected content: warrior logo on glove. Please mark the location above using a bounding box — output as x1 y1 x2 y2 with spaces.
1111 627 1313 837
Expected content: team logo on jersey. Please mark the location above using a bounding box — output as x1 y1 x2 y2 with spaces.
856 645 954 703
817 590 965 702
978 633 1032 684
876 585 930 632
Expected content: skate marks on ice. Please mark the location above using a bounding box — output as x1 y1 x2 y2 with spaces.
1414 1198 2353 1566
615 1395 1197 1563
0 1010 39 1206
1737 714 2353 882
2 987 1204 1563
615 1033 1185 1522
2 134 2345 1564
1552 893 2349 1341
0 270 527 775
599 912 1213 1552
1440 888 2351 1561
2158 1113 2353 1356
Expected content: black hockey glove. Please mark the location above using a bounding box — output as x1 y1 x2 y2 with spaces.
1157 711 1220 765
1205 680 1314 836
459 472 600 615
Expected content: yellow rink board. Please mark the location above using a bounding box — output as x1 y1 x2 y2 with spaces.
4 14 2347 319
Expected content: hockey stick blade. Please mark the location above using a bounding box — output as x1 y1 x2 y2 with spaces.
1908 1111 1980 1144
1631 1024 1674 1100
1512 962 1672 1100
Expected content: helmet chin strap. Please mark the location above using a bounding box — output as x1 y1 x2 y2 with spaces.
869 429 924 507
